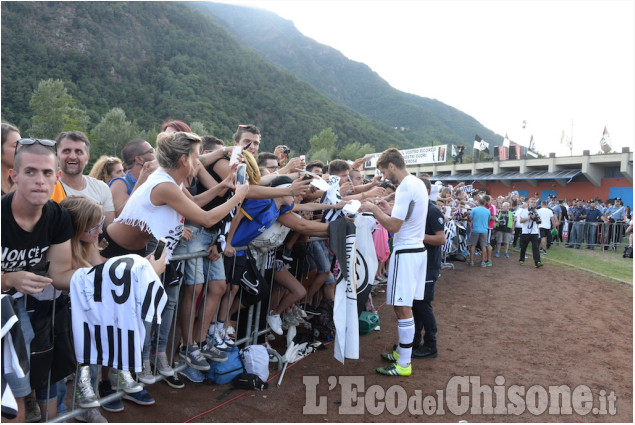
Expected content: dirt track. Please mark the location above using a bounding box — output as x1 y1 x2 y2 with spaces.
92 255 632 423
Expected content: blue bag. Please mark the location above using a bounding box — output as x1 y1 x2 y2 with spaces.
206 347 244 385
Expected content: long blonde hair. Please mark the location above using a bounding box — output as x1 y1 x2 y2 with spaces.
88 155 123 185
59 196 103 268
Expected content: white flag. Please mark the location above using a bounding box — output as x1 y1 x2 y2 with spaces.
527 135 538 158
600 126 612 153
473 134 482 151
451 144 458 158
479 140 490 153
333 230 359 363
503 133 510 148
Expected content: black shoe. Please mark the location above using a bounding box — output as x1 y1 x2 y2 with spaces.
164 374 185 389
412 346 438 359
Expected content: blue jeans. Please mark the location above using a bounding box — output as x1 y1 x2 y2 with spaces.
569 221 584 247
412 279 437 349
585 222 598 247
145 282 179 358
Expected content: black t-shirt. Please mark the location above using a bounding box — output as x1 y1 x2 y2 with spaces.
425 201 445 281
1 192 74 275
195 156 234 233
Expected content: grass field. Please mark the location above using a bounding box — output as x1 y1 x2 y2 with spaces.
510 243 633 284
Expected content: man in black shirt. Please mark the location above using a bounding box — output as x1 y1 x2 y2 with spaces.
1 141 74 422
412 178 446 358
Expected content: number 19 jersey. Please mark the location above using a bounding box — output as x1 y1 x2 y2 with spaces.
70 255 167 372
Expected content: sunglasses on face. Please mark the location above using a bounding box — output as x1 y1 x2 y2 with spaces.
85 216 106 235
15 138 56 155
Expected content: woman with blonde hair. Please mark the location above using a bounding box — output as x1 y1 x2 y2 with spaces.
101 131 248 398
60 196 106 268
88 155 125 185
1 122 20 195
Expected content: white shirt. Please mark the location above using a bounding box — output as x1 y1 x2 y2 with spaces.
519 208 540 235
62 176 115 213
115 170 184 260
537 207 554 230
391 175 428 247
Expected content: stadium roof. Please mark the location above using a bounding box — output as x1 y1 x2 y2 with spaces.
432 169 582 183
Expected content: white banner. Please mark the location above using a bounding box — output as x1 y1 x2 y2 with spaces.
364 145 448 168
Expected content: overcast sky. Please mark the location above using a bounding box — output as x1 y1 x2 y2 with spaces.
219 0 633 156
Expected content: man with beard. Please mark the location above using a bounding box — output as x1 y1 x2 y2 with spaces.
56 131 116 227
361 148 428 377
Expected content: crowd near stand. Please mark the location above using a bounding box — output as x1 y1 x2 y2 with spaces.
1 120 632 422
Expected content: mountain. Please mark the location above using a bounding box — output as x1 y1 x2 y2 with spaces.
1 1 415 155
189 1 504 150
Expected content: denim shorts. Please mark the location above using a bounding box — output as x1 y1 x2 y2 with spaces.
173 226 225 284
4 297 34 398
308 240 334 285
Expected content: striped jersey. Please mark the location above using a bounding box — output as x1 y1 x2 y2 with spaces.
70 255 167 372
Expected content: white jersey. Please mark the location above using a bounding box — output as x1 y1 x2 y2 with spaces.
70 255 167 372
1 295 28 419
391 175 428 248
537 207 554 230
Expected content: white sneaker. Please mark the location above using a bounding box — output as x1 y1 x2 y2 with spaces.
213 326 235 350
108 369 143 393
75 365 100 408
137 359 155 385
267 312 283 335
75 407 108 423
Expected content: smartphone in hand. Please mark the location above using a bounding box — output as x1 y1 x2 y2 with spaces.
154 238 167 260
236 163 247 184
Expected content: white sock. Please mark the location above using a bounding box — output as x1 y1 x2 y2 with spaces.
396 318 415 367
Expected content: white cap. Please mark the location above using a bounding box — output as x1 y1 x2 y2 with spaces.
435 181 443 186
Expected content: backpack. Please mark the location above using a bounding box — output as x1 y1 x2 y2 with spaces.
232 373 268 391
308 299 335 341
359 311 380 335
206 346 244 385
240 345 269 382
623 246 633 259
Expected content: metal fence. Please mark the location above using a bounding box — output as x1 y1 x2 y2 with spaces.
564 220 631 251
43 248 281 423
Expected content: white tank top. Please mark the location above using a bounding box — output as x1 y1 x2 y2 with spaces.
115 169 184 260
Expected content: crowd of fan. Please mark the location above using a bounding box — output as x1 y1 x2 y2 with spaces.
0 121 400 423
1 120 632 423
428 182 633 265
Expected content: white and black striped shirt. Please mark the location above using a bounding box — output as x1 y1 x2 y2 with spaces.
70 255 167 372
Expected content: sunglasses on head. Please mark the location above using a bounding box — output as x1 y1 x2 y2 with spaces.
15 138 56 155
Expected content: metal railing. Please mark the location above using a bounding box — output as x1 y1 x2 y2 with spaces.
45 248 282 423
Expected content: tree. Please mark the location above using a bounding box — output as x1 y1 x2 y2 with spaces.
89 107 140 160
338 141 375 161
307 127 337 162
29 79 89 138
190 121 210 136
